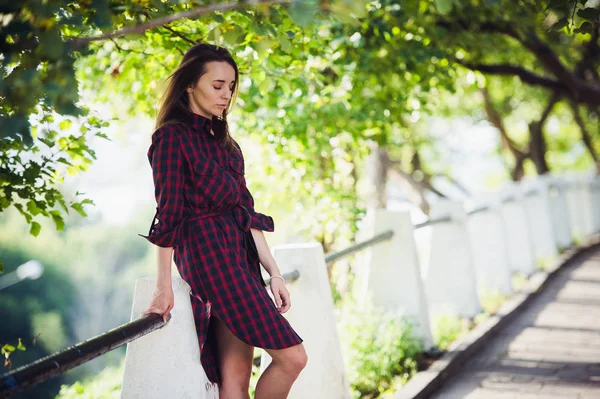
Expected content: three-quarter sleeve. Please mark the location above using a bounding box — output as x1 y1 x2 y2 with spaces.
140 127 187 247
240 176 275 232
232 141 274 232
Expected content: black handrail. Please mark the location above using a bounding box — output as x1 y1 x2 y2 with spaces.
324 230 394 264
414 216 452 229
467 206 489 216
0 313 170 396
501 196 516 204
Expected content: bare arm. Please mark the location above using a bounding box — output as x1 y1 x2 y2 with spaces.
143 246 175 321
250 228 292 313
156 246 174 287
250 228 280 277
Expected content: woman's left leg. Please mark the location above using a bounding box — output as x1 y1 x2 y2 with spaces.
212 313 255 399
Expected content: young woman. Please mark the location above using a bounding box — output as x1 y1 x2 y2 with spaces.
140 43 307 399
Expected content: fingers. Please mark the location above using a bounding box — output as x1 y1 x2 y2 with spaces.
280 290 291 313
273 287 283 309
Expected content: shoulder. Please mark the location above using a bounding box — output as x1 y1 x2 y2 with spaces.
152 122 188 143
230 137 244 155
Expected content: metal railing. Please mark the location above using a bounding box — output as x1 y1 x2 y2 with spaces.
325 230 394 264
0 313 170 396
414 215 452 229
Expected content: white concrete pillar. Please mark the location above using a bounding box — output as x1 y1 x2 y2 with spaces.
521 178 558 265
500 185 537 275
542 176 572 250
361 209 434 348
424 200 481 318
590 175 600 234
122 277 218 399
260 243 351 399
466 202 512 296
580 176 596 237
565 176 588 242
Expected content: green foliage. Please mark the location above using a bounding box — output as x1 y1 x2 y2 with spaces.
430 314 469 351
338 295 424 398
0 243 78 398
1 110 107 237
56 361 124 399
479 289 508 315
512 272 529 291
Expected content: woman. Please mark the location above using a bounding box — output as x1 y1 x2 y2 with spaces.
140 43 307 399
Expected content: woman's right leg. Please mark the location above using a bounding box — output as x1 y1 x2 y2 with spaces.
254 344 308 399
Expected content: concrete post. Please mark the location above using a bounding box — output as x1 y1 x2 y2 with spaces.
499 184 537 275
121 277 218 399
565 176 588 242
521 178 558 266
542 176 573 250
260 243 351 399
361 209 434 348
590 175 600 234
580 176 597 237
424 200 481 318
466 201 512 296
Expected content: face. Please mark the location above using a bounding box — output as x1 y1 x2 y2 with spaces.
187 61 236 119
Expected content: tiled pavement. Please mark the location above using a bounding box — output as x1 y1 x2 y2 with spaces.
431 250 600 399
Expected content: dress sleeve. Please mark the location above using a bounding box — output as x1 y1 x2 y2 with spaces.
140 127 186 247
240 176 275 232
233 141 274 232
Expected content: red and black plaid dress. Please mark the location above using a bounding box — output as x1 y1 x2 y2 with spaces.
140 112 303 384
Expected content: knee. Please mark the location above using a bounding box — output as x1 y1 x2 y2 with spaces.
285 346 308 376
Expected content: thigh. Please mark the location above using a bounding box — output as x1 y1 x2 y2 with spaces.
212 312 255 381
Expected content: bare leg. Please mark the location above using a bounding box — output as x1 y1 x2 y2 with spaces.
254 344 308 399
213 314 254 399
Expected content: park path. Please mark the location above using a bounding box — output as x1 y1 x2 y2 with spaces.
430 248 600 399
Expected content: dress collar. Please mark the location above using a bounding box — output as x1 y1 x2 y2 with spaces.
190 112 213 136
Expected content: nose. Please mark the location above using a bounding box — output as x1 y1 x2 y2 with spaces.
222 87 232 100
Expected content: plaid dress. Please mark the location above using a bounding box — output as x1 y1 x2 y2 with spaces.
140 112 303 384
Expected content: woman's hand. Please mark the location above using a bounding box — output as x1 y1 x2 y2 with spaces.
143 285 174 322
269 278 291 313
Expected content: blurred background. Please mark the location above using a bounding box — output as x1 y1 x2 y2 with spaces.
2 0 599 398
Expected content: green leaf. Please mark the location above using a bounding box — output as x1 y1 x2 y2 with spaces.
0 260 4 274
30 221 41 237
575 21 594 34
50 213 65 231
59 119 72 130
16 339 26 351
71 202 87 217
434 0 453 15
577 7 600 21
552 17 569 31
2 344 15 355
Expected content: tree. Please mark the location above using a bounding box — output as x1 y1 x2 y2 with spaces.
0 0 365 248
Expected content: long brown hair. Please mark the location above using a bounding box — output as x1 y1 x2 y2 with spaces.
155 43 239 153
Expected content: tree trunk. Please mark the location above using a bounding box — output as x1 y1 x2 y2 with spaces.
570 101 600 175
481 87 529 181
528 92 560 175
365 143 389 210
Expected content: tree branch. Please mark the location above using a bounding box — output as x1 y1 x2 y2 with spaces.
575 21 600 82
570 100 600 174
480 87 528 158
69 0 292 49
461 61 566 91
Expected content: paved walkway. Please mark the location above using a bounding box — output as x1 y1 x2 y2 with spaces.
431 249 600 399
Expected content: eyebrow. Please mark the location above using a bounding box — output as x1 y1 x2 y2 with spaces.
212 80 236 84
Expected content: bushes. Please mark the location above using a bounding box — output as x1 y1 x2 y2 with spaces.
337 296 424 398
